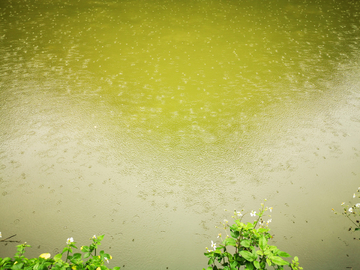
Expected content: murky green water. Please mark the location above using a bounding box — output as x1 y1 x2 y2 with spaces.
1 0 360 269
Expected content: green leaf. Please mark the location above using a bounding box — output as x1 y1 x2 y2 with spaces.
73 253 82 260
81 246 90 252
245 262 254 270
33 262 40 270
277 251 291 257
230 260 238 268
112 267 121 270
355 228 360 231
61 247 68 255
266 258 272 266
271 256 289 266
207 267 213 270
11 262 24 270
84 252 91 259
54 254 62 262
223 252 233 261
264 250 271 256
230 230 239 238
253 261 260 269
259 235 267 250
224 238 237 247
235 220 244 227
240 250 254 262
1 257 12 266
240 240 251 248
257 228 269 233
268 245 278 251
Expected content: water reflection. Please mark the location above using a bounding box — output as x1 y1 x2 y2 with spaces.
1 0 360 269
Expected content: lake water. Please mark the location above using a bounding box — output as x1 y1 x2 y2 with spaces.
1 0 360 269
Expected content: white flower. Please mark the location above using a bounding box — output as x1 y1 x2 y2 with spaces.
250 210 256 217
236 211 242 217
353 193 356 198
356 203 360 208
211 240 216 250
223 219 228 223
267 219 272 224
92 235 97 239
104 257 109 264
0 232 2 238
66 237 74 244
348 207 353 213
269 207 273 213
217 233 221 238
341 202 345 206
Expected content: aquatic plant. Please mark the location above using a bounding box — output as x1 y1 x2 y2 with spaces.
0 234 120 270
203 200 302 270
1 201 303 270
332 187 360 234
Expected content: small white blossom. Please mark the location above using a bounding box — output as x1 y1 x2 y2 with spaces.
356 203 360 208
267 219 272 224
223 219 228 223
0 232 2 238
236 211 242 217
104 257 109 264
269 207 273 212
250 210 256 217
92 235 97 239
348 207 353 213
353 193 356 198
341 202 345 206
211 240 217 250
217 233 221 238
66 237 74 244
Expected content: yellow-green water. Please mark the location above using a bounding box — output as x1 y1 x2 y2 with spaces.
1 0 360 269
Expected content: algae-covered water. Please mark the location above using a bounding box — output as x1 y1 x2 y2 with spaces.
1 0 360 269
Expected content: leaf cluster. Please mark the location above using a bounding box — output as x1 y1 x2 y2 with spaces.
203 203 302 270
0 235 120 270
333 187 360 233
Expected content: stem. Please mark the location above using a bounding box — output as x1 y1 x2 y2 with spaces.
254 215 262 230
65 249 70 263
254 205 266 230
346 215 359 228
